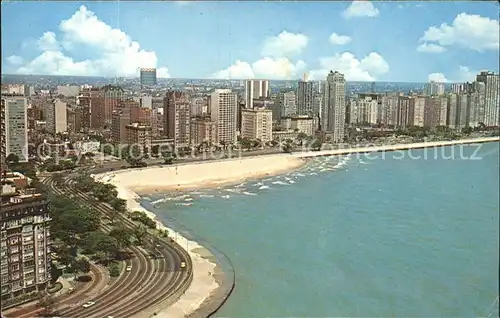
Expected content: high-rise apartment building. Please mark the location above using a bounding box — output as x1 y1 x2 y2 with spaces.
190 116 216 146
396 96 414 128
297 79 314 116
244 80 270 109
349 94 379 125
424 81 445 96
210 89 238 145
1 95 28 163
125 123 152 151
412 96 426 127
46 99 67 134
476 71 499 127
323 71 346 143
163 91 191 148
240 108 273 143
1 172 51 301
280 91 296 118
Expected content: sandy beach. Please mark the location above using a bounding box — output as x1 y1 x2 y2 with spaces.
93 154 305 317
92 136 499 317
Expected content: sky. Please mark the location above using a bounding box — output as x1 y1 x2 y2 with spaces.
1 1 499 82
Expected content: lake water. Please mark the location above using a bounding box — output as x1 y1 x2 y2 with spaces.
142 142 499 317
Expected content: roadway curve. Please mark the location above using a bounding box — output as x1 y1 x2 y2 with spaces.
43 174 193 317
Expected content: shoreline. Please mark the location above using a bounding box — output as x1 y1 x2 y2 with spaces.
293 136 499 158
93 136 499 317
93 155 304 317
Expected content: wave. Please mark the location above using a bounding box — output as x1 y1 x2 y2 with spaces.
259 185 270 190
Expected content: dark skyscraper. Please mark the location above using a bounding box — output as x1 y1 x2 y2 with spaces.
140 68 157 87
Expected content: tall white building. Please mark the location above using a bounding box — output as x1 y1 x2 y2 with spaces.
244 80 269 109
1 96 28 162
424 81 445 96
476 71 499 127
47 99 68 134
210 89 238 144
323 71 346 143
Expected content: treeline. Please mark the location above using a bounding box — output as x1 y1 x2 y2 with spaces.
49 173 170 279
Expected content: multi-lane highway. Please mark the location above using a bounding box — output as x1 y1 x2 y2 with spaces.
37 174 193 318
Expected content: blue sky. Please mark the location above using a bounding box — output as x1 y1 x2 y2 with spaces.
1 1 499 82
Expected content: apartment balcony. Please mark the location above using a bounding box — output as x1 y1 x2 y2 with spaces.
6 223 22 230
22 254 34 261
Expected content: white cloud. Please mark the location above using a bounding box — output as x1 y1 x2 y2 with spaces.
417 43 447 53
212 30 308 80
261 31 308 58
427 66 478 83
455 65 477 82
212 58 306 80
6 55 24 65
37 32 61 51
343 1 380 19
428 73 448 83
420 13 499 52
309 52 389 81
329 33 351 45
10 5 170 77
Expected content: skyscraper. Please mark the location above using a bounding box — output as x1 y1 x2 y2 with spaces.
281 91 297 117
210 89 238 145
164 91 191 148
244 80 270 108
140 68 158 87
296 79 314 116
476 71 499 127
46 99 68 134
323 71 346 143
1 95 28 162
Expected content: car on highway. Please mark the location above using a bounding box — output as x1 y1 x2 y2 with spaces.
82 301 96 308
126 265 132 272
180 261 186 269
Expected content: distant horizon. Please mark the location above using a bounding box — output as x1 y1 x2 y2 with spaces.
1 73 470 85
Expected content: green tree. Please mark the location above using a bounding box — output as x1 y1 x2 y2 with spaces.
6 153 19 165
109 263 120 277
80 231 119 261
109 226 133 249
72 257 91 279
462 125 473 135
311 139 323 151
133 224 148 243
281 140 293 153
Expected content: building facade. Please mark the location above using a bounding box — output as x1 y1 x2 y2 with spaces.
1 173 51 301
1 95 28 162
140 68 158 87
240 108 273 143
46 99 67 134
210 89 238 145
244 80 269 109
164 91 191 148
323 71 346 143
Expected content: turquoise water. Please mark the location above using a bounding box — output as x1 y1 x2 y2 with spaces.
142 143 499 317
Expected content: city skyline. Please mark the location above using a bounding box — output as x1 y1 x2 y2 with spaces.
1 1 499 82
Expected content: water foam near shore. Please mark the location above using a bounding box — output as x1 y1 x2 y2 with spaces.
93 154 305 317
